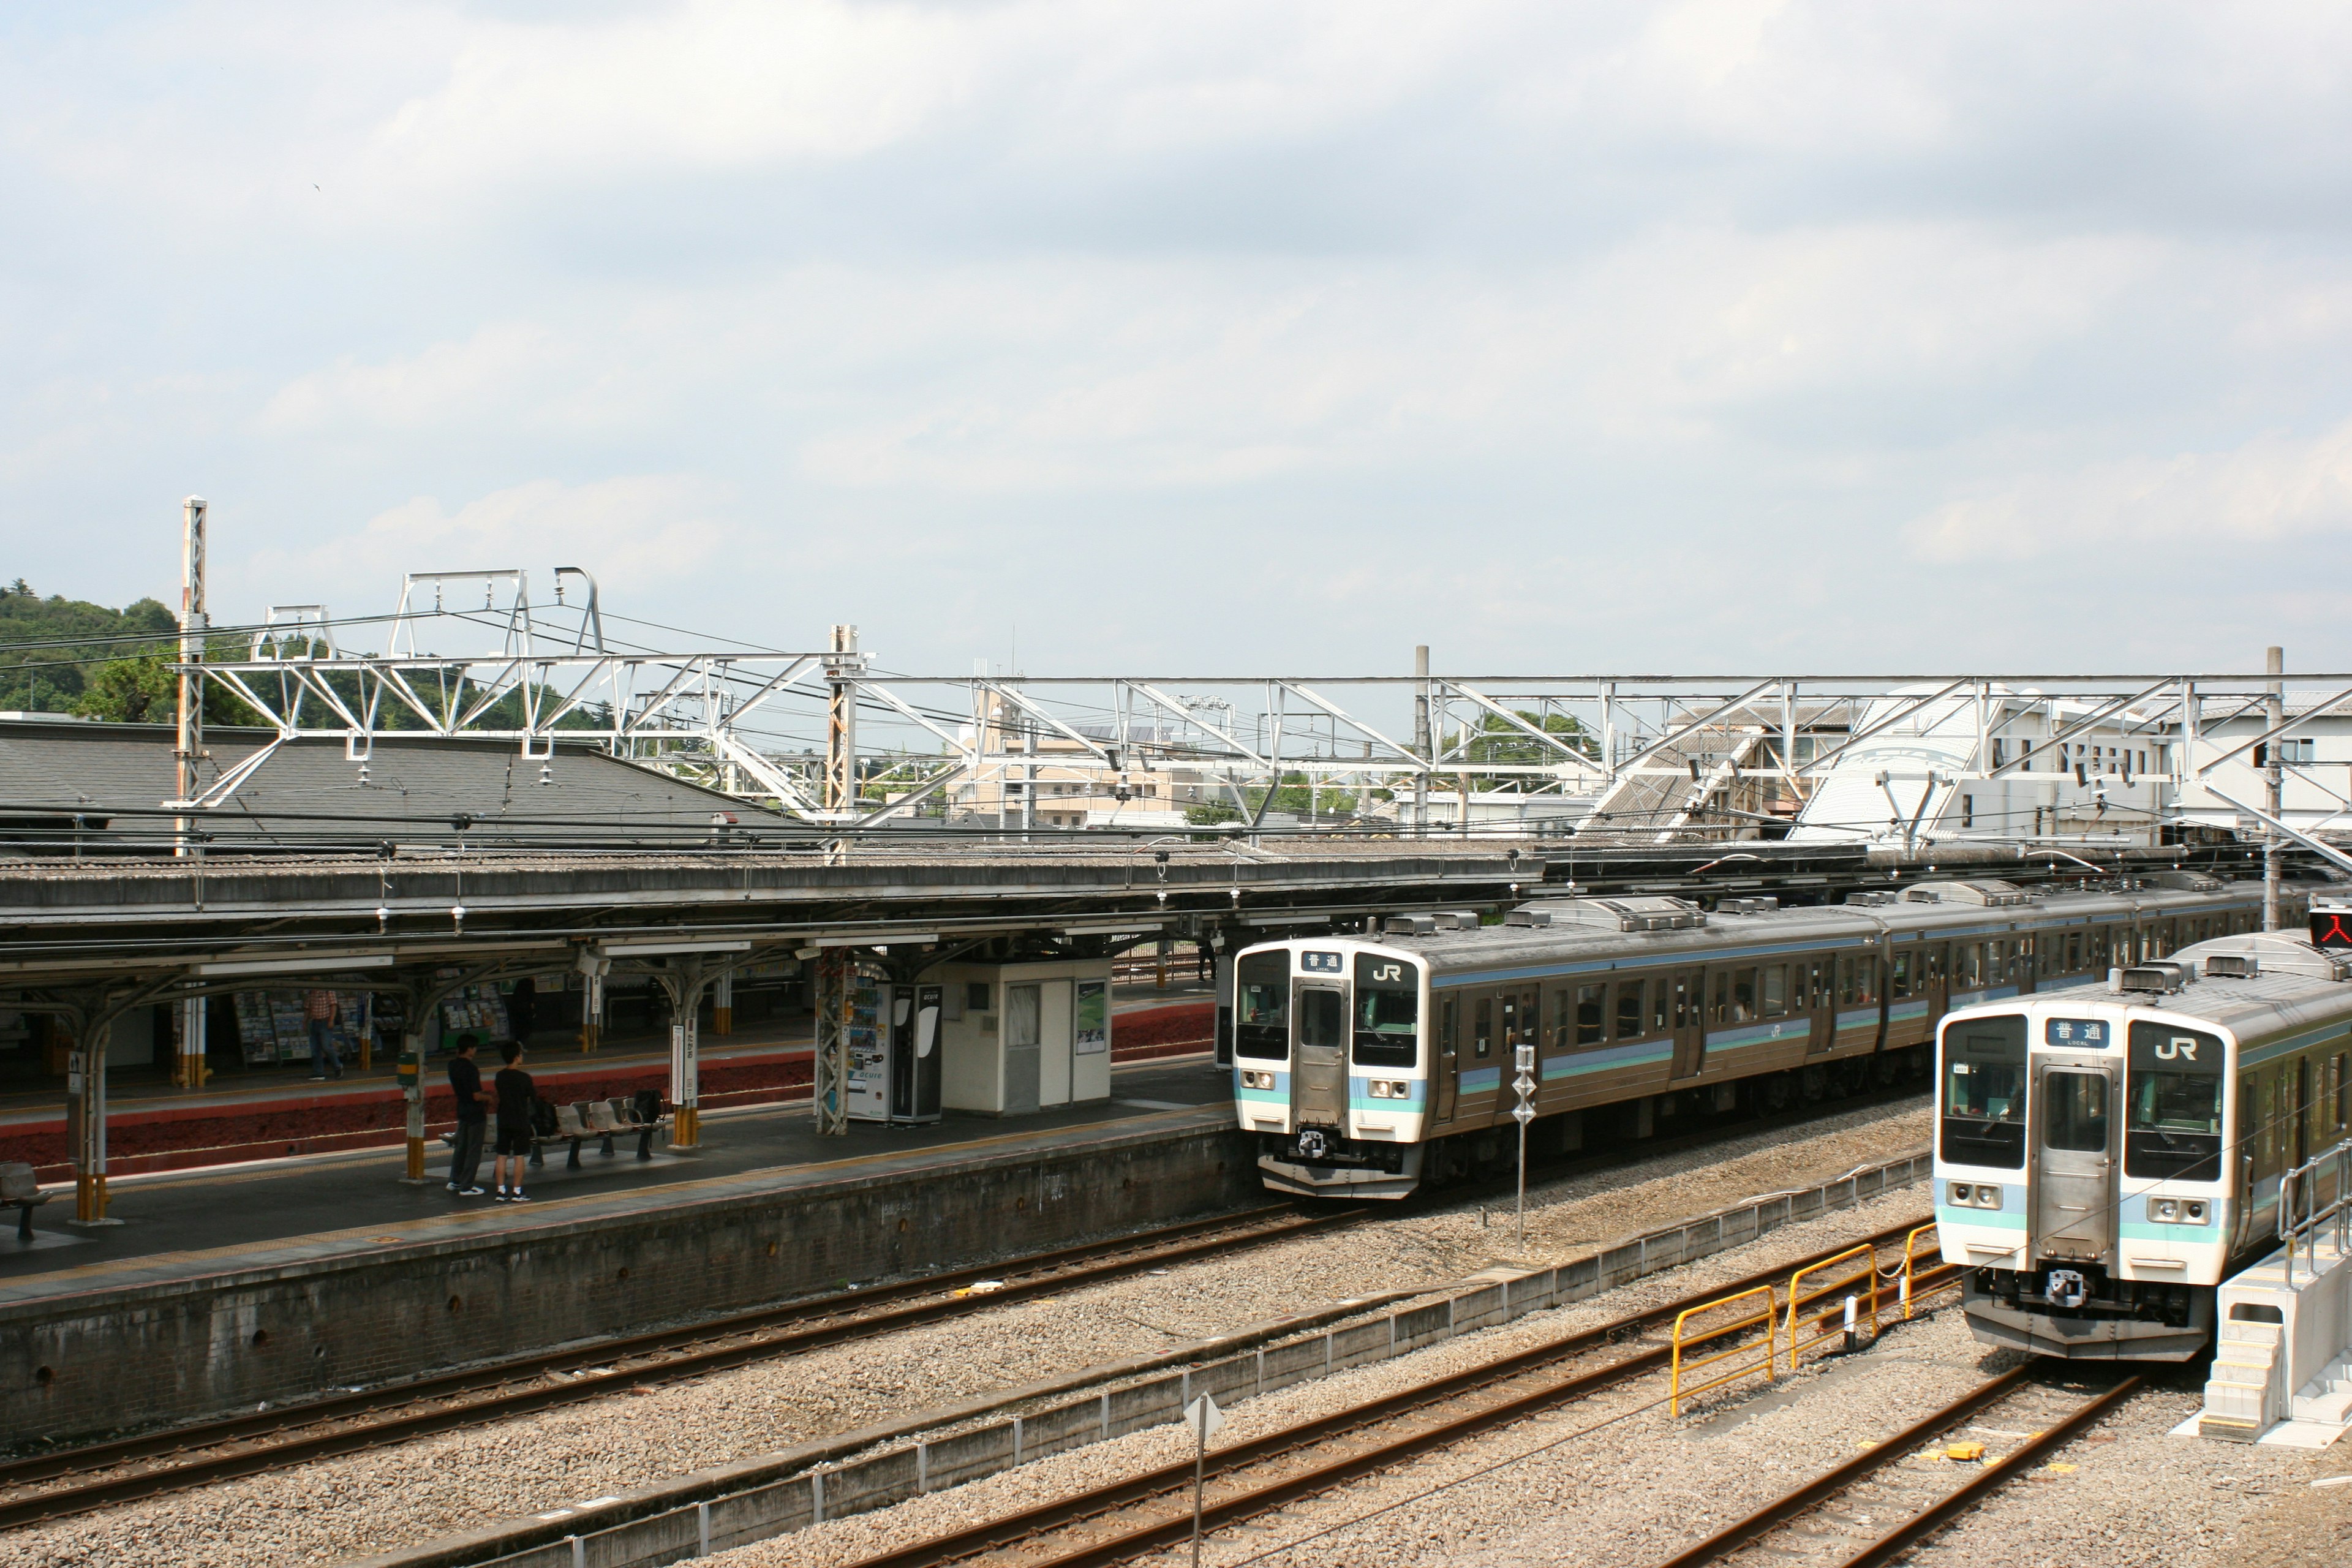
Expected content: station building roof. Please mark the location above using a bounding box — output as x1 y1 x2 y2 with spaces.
0 715 782 853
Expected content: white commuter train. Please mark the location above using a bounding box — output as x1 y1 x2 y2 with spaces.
1229 873 2293 1202
1939 914 2352 1361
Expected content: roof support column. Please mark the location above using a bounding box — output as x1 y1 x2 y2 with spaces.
66 1019 115 1226
814 948 851 1135
666 957 708 1148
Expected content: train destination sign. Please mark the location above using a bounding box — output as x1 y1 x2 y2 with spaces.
2043 1017 2109 1049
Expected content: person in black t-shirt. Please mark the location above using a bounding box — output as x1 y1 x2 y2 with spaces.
445 1040 493 1197
491 1041 536 1203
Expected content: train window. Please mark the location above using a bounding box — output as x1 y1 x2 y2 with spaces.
2065 932 2081 971
2125 1022 2223 1181
1440 997 1458 1057
1710 970 1728 1024
1836 955 1855 1006
1473 997 1493 1058
2338 1053 2350 1130
1808 961 1830 1011
1954 944 1981 989
1611 981 1640 1041
1498 991 1521 1052
1675 974 1699 1033
1925 948 1947 987
1761 965 1789 1018
1988 940 2008 984
1731 968 1758 1023
2043 1071 2111 1153
1891 951 1912 998
1652 979 1671 1035
1856 954 1879 1004
1351 954 1417 1069
1574 984 1605 1046
2257 1071 2280 1178
1234 953 1290 1060
1940 1014 2027 1169
2089 929 2110 969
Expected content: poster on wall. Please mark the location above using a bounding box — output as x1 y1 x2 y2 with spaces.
1074 980 1109 1055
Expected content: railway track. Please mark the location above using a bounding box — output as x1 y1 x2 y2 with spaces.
1651 1368 2143 1568
820 1219 1959 1568
0 1087 1931 1537
0 1203 1363 1531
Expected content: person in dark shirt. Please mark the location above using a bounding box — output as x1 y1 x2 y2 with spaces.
492 1041 536 1204
445 1041 492 1197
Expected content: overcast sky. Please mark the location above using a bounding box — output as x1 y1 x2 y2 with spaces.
6 2 2351 678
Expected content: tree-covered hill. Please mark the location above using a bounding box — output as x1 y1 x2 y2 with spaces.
0 578 179 714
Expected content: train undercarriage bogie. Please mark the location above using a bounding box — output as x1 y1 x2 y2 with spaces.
1964 1265 2213 1362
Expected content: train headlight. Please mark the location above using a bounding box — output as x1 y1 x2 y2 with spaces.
2154 1197 2212 1226
1975 1183 2002 1209
1240 1070 1275 1091
1948 1182 2002 1210
1368 1080 1411 1099
1948 1182 1973 1206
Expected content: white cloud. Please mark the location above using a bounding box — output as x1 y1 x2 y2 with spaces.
239 477 736 633
1906 419 2352 565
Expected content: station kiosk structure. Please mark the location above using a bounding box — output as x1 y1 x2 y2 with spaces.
844 957 1115 1121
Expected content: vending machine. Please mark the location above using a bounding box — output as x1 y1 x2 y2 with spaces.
888 984 944 1125
846 976 890 1123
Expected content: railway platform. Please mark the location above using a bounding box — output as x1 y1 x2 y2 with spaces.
0 1054 1243 1448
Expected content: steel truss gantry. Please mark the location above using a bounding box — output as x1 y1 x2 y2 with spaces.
164 571 2352 861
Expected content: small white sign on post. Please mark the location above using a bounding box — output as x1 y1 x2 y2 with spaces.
1185 1392 1224 1568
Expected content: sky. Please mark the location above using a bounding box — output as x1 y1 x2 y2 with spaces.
6 1 2352 679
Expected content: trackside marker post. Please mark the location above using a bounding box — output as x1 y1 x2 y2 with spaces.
1512 1044 1537 1244
1186 1391 1225 1568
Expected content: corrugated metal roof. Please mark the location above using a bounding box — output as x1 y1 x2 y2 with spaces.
0 718 785 850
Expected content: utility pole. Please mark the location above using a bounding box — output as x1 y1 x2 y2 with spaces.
1413 645 1430 836
2264 645 2284 933
175 497 207 859
172 497 210 1090
825 625 859 815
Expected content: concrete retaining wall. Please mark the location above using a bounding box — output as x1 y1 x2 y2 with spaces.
0 1117 1259 1445
361 1150 1934 1568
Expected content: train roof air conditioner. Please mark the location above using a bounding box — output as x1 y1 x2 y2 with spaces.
1509 896 1705 932
2115 962 2192 995
1902 880 2028 908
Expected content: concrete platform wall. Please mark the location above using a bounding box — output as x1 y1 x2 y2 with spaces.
0 1118 1257 1445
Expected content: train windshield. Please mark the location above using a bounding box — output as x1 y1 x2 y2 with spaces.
1940 1013 2027 1169
1235 952 1291 1061
1352 954 1419 1068
2125 1022 2224 1181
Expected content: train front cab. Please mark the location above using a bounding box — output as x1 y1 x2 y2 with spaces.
1937 1000 2222 1362
1232 939 1428 1198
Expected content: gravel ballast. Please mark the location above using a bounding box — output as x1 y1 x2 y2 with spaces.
1 1095 1931 1567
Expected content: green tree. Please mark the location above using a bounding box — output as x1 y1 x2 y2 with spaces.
72 650 263 726
1443 710 1594 789
0 588 177 712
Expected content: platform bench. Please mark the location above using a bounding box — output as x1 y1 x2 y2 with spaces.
538 1095 670 1168
2 1161 50 1242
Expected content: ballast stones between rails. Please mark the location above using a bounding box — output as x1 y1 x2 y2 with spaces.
1653 1370 2144 1568
764 1219 1958 1568
0 1205 1364 1532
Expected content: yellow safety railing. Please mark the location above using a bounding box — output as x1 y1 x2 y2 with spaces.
1784 1243 1880 1371
1899 1224 1939 1319
1670 1284 1779 1416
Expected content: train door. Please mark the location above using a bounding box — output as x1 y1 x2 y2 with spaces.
1669 969 1706 1079
1501 984 1539 1082
1290 977 1349 1129
1921 943 1951 1032
2032 1060 2117 1265
1803 957 1836 1055
1434 995 1460 1125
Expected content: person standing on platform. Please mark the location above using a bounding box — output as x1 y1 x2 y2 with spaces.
491 1041 536 1203
445 1040 492 1197
304 989 344 1080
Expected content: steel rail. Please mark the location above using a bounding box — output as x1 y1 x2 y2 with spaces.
1649 1368 2142 1568
830 1226 1959 1568
0 1204 1360 1531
